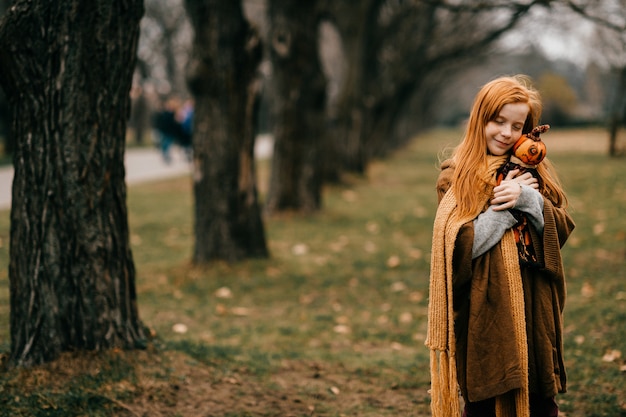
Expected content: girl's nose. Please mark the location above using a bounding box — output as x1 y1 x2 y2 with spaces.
501 124 512 138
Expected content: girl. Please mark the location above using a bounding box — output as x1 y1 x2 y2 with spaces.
426 75 575 417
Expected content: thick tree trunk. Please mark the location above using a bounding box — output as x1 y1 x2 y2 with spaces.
265 0 327 213
185 0 268 262
324 0 383 175
0 0 146 367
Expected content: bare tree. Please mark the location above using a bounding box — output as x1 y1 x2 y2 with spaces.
0 0 146 366
265 0 327 213
185 0 269 262
567 0 626 156
324 0 546 173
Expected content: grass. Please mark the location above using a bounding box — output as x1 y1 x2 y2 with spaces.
0 127 625 416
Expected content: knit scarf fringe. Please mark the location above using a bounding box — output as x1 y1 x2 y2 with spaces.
426 155 530 417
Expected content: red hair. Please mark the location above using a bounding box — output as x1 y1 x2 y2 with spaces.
451 75 567 218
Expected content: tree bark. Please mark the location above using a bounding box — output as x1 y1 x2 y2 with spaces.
0 0 146 366
185 0 269 262
265 0 327 213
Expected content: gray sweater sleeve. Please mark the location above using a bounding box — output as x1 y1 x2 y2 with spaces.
472 207 517 259
472 184 545 259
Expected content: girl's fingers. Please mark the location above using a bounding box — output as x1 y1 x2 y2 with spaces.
505 169 520 180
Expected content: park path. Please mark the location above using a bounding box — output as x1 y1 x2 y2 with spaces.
0 147 192 211
0 135 273 211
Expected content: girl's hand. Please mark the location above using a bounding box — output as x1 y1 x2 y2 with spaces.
491 169 539 211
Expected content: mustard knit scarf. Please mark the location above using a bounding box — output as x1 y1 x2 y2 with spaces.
426 155 529 417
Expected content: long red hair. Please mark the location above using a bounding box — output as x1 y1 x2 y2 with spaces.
451 75 568 218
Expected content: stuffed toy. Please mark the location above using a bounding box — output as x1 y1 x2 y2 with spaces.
498 124 550 186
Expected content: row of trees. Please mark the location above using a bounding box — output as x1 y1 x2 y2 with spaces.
187 0 626 262
187 0 562 263
0 0 624 366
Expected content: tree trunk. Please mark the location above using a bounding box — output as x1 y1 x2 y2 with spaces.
324 0 383 175
265 0 327 213
0 0 146 366
185 0 268 263
608 66 626 157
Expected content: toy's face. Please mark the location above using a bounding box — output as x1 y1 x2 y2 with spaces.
513 135 547 165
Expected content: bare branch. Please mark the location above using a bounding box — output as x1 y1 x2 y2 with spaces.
565 0 626 33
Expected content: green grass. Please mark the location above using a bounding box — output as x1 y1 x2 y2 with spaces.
0 128 625 416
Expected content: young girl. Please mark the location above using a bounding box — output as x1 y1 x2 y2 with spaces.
426 75 575 417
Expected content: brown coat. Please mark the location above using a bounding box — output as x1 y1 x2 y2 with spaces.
437 160 575 402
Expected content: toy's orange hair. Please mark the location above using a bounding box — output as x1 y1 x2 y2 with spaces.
451 75 567 218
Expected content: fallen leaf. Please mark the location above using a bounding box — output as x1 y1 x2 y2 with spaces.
399 312 413 324
364 241 377 253
593 223 606 235
172 323 188 334
329 386 340 395
342 190 358 202
391 342 403 351
130 234 142 245
390 281 406 292
409 291 424 303
215 303 227 315
291 243 309 255
215 287 233 299
333 324 351 334
231 307 250 316
387 255 401 268
581 282 595 298
223 377 240 385
413 333 425 341
366 221 379 234
602 349 621 362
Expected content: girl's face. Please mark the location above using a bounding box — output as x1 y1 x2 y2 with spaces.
485 102 529 156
